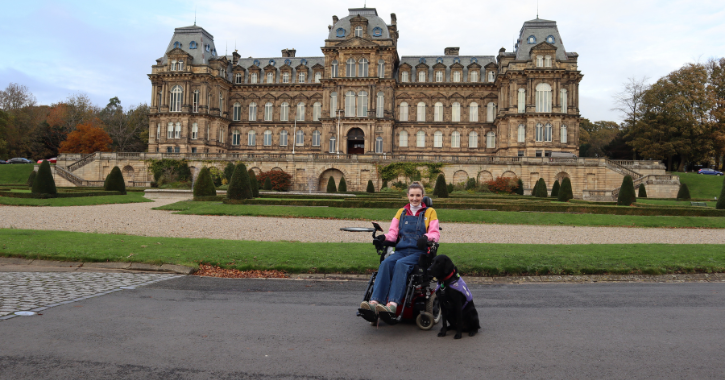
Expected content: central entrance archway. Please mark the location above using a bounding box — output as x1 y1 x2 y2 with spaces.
347 128 365 154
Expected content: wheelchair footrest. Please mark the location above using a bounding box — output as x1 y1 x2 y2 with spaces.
377 311 398 325
357 308 378 323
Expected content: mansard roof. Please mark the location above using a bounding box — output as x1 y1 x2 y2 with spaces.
328 8 391 40
162 25 218 65
400 56 495 69
515 18 573 61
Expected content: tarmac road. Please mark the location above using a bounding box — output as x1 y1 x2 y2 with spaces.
1 276 724 379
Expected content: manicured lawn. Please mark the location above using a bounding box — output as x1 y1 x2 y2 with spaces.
1 229 724 276
677 173 724 199
0 164 34 184
636 199 718 207
155 201 725 228
0 192 152 206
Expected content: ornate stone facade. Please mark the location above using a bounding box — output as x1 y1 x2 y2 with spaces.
147 8 583 159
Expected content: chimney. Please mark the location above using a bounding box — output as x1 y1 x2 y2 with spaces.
282 49 296 58
391 13 397 25
444 47 459 56
332 15 339 24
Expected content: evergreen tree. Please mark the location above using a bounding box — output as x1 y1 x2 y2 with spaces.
516 178 524 195
617 175 637 206
326 176 337 193
224 162 235 183
104 166 126 194
193 167 217 197
366 180 375 193
227 163 253 200
248 169 259 197
26 170 37 187
446 183 453 194
536 178 548 197
638 183 648 198
465 178 477 190
551 180 560 198
31 160 57 195
557 177 574 202
338 177 347 192
676 183 691 200
433 174 448 198
263 177 272 191
716 176 725 210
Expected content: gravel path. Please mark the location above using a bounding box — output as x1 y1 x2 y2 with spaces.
1 199 724 244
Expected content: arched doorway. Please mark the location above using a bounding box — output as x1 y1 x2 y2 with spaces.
347 128 365 154
122 165 135 183
319 168 345 191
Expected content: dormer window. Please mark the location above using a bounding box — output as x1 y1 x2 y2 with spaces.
299 72 306 83
544 55 552 67
435 71 443 82
546 35 555 44
372 27 383 37
173 41 180 49
250 73 258 84
536 55 544 67
453 71 461 82
189 41 197 49
205 44 210 52
336 28 346 38
267 72 274 83
528 35 536 44
235 73 242 84
355 26 363 37
284 59 292 66
282 72 290 83
401 71 409 82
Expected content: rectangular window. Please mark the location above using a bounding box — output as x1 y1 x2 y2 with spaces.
299 73 305 83
378 62 385 78
156 123 160 140
418 71 426 82
435 71 443 82
536 150 542 158
192 91 199 113
315 72 321 83
401 71 409 82
416 132 425 147
330 93 338 118
251 73 258 84
166 147 172 153
191 122 198 139
313 103 321 121
312 131 321 146
174 146 180 153
399 132 408 147
295 131 304 146
235 74 242 84
451 133 460 148
518 150 524 157
329 137 336 153
375 137 383 153
544 150 552 158
282 73 289 83
434 133 442 148
376 93 384 118
191 147 197 153
453 71 461 82
174 122 181 139
267 73 273 83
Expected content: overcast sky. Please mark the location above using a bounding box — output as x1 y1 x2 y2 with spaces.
1 0 723 122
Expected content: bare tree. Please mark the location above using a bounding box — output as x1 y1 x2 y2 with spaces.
612 77 650 130
0 83 36 111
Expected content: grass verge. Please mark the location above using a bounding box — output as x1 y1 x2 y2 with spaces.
0 164 34 184
677 173 724 199
1 229 724 276
155 201 725 229
0 192 152 206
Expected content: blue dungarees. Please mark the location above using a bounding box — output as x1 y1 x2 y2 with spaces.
371 209 428 305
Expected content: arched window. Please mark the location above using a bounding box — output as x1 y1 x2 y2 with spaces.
357 91 368 117
233 130 241 145
359 58 368 77
218 92 224 117
171 60 177 71
560 89 568 113
399 130 408 147
329 136 336 153
170 85 182 112
518 88 526 113
452 102 461 122
417 102 426 122
264 130 272 146
346 59 356 77
487 102 496 122
282 72 290 83
178 61 184 71
192 90 199 113
545 123 553 142
312 130 321 146
434 102 444 122
486 132 496 148
488 71 495 82
246 130 254 146
264 102 273 121
248 102 257 121
280 130 288 146
167 122 173 139
330 92 338 117
469 102 479 122
376 91 384 118
469 131 478 148
435 71 443 82
267 72 274 83
401 71 409 82
219 127 225 143
518 124 526 143
418 71 426 82
250 73 258 84
451 131 460 148
280 102 289 121
470 70 479 82
345 91 356 117
535 123 544 142
416 131 426 147
536 55 544 67
314 72 321 83
355 26 363 37
378 60 385 78
331 60 338 77
232 102 241 121
453 71 461 82
189 41 197 49
313 102 321 121
235 73 242 84
375 136 383 153
434 131 443 147
298 72 305 83
536 83 552 112
296 102 305 121
173 41 180 49
295 130 304 146
175 122 181 139
561 124 568 143
156 123 160 140
399 102 409 121
544 55 552 68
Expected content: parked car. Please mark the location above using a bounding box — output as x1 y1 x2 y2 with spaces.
698 168 723 176
0 160 7 164
36 158 57 164
7 158 33 164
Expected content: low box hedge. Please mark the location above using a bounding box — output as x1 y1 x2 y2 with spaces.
0 191 125 199
193 195 225 202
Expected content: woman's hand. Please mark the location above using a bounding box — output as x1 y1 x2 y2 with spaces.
417 235 429 250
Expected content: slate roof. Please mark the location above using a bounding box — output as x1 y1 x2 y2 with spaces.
398 56 496 83
514 18 570 61
328 8 391 40
161 25 219 65
233 56 325 84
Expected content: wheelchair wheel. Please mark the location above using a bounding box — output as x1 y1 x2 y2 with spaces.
416 312 435 330
426 293 442 324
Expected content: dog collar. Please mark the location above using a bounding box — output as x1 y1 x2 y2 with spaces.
441 271 456 282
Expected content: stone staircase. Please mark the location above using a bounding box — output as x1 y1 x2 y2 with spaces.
51 165 104 187
66 153 98 172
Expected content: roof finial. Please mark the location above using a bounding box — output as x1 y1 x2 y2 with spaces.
194 8 196 26
364 0 366 8
536 0 539 19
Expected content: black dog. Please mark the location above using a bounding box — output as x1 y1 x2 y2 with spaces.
427 255 480 339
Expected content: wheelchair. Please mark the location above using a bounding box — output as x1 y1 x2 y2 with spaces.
341 196 442 330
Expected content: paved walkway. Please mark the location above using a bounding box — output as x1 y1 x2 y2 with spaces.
1 199 725 244
0 272 180 320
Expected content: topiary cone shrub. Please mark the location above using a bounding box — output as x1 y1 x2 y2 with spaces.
104 166 126 194
677 183 691 200
26 170 37 187
248 169 259 197
31 160 57 196
326 176 337 193
535 178 548 197
224 162 235 184
617 175 637 206
551 180 560 198
227 163 253 200
446 183 454 194
263 177 272 191
338 177 347 192
465 178 477 190
638 183 648 198
193 167 217 197
433 174 448 198
366 180 375 193
516 178 524 195
557 177 574 202
716 176 725 210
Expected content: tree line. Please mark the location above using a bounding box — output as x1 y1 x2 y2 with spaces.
0 83 149 160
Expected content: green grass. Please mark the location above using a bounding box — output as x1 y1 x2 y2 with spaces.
636 199 718 207
155 201 725 228
677 173 724 199
1 229 724 275
0 164 34 184
0 192 152 206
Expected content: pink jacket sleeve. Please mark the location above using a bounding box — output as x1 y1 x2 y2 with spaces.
384 218 440 243
384 217 399 242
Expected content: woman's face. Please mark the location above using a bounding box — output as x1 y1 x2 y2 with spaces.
408 188 423 207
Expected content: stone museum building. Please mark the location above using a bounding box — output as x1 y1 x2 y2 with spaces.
147 7 583 159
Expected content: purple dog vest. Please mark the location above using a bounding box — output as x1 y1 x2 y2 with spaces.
436 276 473 309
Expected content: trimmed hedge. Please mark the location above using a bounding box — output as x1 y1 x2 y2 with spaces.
227 163 253 200
516 178 524 196
534 178 548 197
223 163 235 183
434 174 448 198
32 160 57 195
717 176 725 210
0 191 125 199
248 169 260 197
193 195 225 202
638 183 648 198
104 166 126 195
338 177 347 192
557 177 574 202
26 171 37 187
263 177 272 191
326 176 337 193
193 167 217 198
366 180 375 193
617 175 636 206
677 183 691 200
550 180 560 198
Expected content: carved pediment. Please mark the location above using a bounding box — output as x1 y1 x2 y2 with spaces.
278 93 291 99
279 65 292 72
263 64 276 71
530 41 558 52
484 62 497 69
336 37 378 48
247 65 261 72
433 62 446 69
415 63 429 69
400 63 412 70
466 62 481 69
295 64 309 72
233 66 245 72
450 62 463 70
350 15 368 23
397 92 411 100
450 92 464 99
309 92 323 99
167 48 193 60
433 92 448 100
247 93 260 99
311 63 324 70
483 93 498 100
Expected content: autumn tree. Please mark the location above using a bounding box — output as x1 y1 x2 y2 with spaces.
58 122 113 154
100 97 149 152
578 118 620 157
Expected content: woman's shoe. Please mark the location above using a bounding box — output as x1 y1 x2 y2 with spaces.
360 301 378 314
375 303 396 314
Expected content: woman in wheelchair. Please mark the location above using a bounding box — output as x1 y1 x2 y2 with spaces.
360 182 440 315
